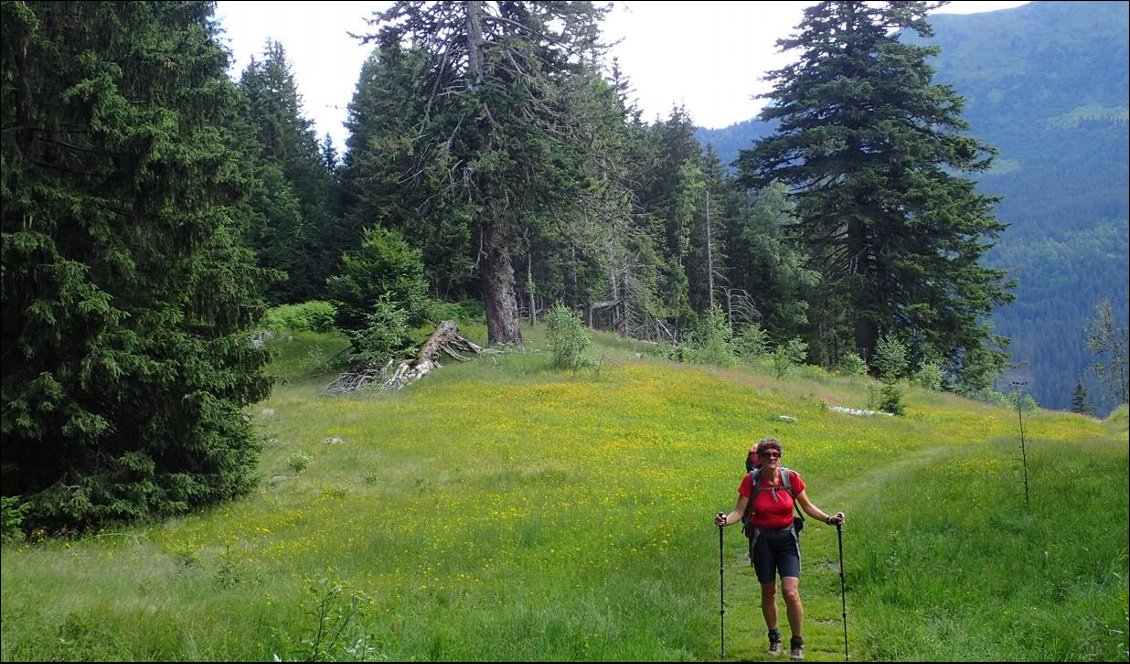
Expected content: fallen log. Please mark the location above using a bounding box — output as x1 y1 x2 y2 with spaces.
383 319 484 389
324 320 484 394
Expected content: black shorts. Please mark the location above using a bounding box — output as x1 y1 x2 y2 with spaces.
749 526 801 583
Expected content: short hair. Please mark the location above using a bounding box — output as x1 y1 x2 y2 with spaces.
755 438 782 456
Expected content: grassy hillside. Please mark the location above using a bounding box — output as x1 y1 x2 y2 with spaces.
2 323 1127 662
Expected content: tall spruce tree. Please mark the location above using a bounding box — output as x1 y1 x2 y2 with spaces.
736 1 1014 389
1 1 271 531
1070 380 1095 417
541 59 665 339
362 1 610 346
635 106 706 339
723 180 819 343
340 46 477 301
520 66 648 328
689 146 730 317
238 41 340 304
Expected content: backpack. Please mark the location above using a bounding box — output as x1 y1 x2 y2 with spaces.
740 465 805 538
745 444 760 472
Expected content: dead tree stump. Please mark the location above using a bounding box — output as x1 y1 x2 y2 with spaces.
383 320 484 389
325 320 484 394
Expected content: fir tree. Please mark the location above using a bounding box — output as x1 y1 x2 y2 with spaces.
1070 380 1095 417
2 1 271 531
736 1 1015 389
237 40 340 304
361 1 611 346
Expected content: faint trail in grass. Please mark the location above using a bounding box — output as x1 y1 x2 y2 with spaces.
820 443 959 508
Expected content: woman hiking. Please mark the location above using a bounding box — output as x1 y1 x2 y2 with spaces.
714 437 845 660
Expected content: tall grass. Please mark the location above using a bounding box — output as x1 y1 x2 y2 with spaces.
2 324 1127 662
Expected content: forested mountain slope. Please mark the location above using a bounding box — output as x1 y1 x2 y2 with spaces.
699 0 1129 413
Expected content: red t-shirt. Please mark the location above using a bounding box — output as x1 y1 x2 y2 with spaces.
739 468 806 530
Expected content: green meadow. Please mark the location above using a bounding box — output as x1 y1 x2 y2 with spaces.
2 324 1127 662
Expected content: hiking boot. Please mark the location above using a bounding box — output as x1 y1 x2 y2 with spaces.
789 636 805 661
767 638 783 656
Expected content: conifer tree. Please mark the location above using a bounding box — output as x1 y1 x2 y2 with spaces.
689 146 735 317
722 180 819 345
238 41 340 304
339 46 477 301
1 1 271 531
553 61 664 340
737 1 1014 389
635 106 705 338
1070 380 1095 417
361 1 611 346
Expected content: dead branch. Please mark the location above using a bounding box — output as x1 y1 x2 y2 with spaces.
324 360 389 394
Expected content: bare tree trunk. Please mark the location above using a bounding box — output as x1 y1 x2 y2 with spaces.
705 189 714 311
618 272 628 338
482 218 524 347
466 1 521 348
527 245 536 326
848 215 878 374
466 1 485 87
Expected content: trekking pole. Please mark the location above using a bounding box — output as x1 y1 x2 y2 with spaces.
836 522 848 660
717 512 726 658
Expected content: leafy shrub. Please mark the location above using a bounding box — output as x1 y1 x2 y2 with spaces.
772 337 808 379
263 301 338 332
688 305 735 367
878 383 905 415
346 296 415 368
911 361 944 391
1008 391 1040 412
326 226 431 336
732 323 770 360
837 352 869 376
867 382 905 415
874 334 908 384
304 345 337 376
276 578 375 662
287 452 312 474
544 301 591 371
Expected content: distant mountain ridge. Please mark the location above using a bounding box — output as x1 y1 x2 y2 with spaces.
697 0 1129 413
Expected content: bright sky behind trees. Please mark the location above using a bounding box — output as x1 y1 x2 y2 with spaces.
213 1 1030 150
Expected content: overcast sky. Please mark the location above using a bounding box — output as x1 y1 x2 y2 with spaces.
213 1 1031 150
